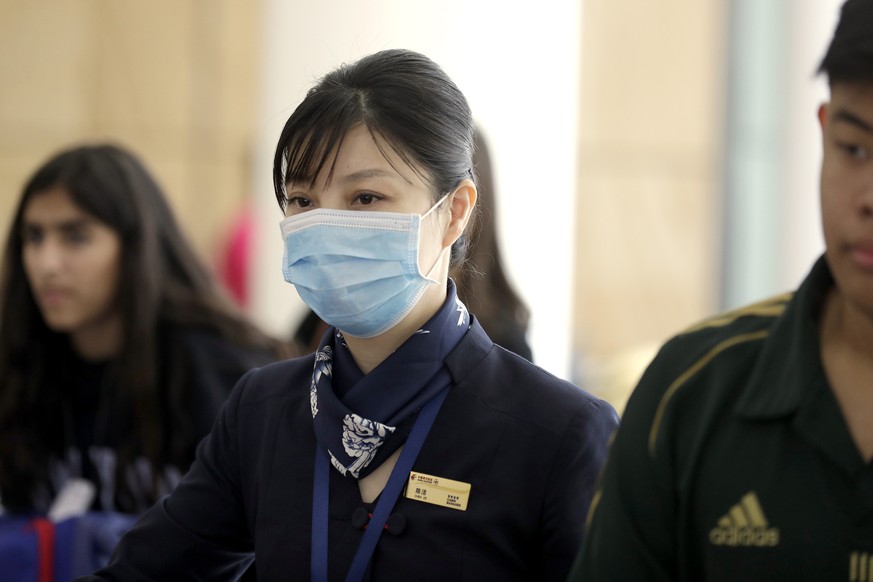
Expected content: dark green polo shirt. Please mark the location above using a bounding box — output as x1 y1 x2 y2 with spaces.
570 255 873 581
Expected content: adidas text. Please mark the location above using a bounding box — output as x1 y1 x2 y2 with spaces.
709 526 780 547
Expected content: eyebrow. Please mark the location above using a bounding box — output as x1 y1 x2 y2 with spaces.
285 168 404 191
338 168 403 183
22 218 94 232
832 108 873 133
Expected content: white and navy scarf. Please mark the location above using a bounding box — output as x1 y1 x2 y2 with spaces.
309 280 470 479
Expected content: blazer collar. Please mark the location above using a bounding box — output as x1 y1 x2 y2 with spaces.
445 316 493 385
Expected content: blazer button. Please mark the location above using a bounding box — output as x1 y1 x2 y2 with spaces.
386 513 407 536
351 507 370 530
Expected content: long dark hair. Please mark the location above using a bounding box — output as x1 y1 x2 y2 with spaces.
0 143 284 511
273 48 478 267
451 128 531 354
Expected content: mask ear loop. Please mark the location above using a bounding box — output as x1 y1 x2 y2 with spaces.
419 191 454 283
421 191 453 219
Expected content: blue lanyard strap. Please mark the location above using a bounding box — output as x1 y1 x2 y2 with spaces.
310 387 449 582
311 450 331 582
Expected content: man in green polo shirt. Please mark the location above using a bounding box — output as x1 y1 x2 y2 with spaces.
569 0 873 579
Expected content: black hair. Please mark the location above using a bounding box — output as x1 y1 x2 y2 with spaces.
0 143 286 511
450 127 532 360
818 0 873 84
272 48 477 266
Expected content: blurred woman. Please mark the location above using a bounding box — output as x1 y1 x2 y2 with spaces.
0 143 288 514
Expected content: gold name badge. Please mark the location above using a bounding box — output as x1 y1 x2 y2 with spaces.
405 472 471 511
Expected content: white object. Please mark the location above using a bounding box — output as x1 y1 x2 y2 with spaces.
48 478 96 522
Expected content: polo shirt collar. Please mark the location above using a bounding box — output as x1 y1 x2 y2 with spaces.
734 255 833 419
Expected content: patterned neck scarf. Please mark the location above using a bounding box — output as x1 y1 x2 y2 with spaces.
309 280 470 478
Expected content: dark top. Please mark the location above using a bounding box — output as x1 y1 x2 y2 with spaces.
44 327 280 514
81 319 618 581
68 357 108 488
570 255 873 581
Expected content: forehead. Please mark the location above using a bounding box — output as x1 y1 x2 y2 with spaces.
23 187 94 224
287 124 430 189
830 83 873 114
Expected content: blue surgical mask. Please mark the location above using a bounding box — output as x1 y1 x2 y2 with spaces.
280 194 449 338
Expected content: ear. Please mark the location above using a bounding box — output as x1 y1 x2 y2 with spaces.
818 102 829 131
442 179 478 248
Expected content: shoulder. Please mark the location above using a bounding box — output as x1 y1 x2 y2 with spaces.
210 355 316 444
232 355 315 407
621 292 791 458
450 322 619 437
644 292 790 395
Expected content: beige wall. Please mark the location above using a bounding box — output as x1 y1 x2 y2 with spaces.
2 0 725 406
573 0 725 413
0 0 259 268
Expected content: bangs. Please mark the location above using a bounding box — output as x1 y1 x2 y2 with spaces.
273 92 365 211
20 146 139 235
273 89 438 211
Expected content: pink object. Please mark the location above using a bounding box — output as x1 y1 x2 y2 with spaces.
217 206 253 309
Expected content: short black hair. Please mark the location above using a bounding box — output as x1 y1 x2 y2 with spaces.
818 0 873 84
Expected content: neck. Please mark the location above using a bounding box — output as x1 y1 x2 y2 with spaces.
70 313 124 362
820 288 873 359
345 281 448 374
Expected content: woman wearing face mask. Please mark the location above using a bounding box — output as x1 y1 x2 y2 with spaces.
291 125 535 363
81 49 619 582
0 144 289 518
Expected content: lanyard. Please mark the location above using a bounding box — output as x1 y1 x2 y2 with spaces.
310 387 449 582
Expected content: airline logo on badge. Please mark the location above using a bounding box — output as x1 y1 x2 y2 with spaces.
709 491 780 547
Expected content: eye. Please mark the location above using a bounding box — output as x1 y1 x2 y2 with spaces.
286 196 313 209
20 225 43 246
837 141 870 161
64 228 90 245
354 192 382 206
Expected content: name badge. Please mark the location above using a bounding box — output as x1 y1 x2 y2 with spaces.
405 472 471 511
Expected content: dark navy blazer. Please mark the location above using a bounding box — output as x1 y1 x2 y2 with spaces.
82 320 619 581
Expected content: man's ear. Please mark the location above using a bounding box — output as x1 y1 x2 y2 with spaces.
442 179 477 248
818 102 829 130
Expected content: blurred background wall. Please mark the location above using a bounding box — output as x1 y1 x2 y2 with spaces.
0 0 259 272
573 0 840 412
0 0 844 414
